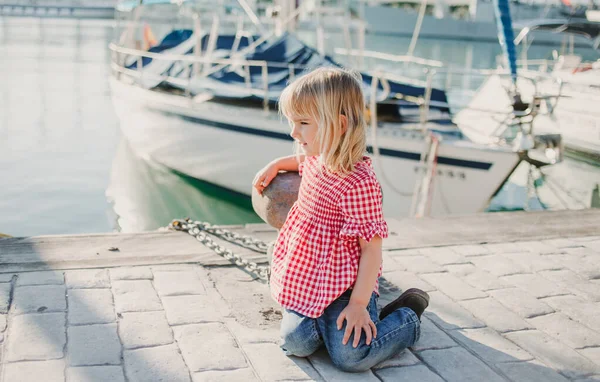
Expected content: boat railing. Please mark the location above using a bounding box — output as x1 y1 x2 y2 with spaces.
109 42 318 112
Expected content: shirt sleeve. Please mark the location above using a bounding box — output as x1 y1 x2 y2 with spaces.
339 175 389 242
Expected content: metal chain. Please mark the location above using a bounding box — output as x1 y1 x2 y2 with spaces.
169 218 270 282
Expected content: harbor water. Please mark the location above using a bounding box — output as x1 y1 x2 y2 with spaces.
1 17 599 237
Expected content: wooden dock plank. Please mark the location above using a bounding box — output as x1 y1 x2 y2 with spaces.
384 210 600 249
0 231 268 273
1 210 598 273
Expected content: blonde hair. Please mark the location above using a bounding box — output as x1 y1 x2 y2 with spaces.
278 67 367 174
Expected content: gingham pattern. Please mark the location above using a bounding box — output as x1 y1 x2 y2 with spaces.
270 156 389 318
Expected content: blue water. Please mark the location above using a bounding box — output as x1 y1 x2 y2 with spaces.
0 17 598 237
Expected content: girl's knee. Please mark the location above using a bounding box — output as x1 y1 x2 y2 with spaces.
329 346 371 372
281 331 312 357
280 326 321 357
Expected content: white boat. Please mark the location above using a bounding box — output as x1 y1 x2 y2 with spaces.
109 0 563 218
353 0 594 44
513 19 600 161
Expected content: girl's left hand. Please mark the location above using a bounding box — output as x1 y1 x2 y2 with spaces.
336 302 377 348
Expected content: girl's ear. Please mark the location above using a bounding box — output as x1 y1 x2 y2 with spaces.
339 114 348 135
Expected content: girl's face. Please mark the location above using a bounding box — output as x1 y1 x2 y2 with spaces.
289 115 319 156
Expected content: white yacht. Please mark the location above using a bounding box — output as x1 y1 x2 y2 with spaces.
354 0 595 43
514 19 600 161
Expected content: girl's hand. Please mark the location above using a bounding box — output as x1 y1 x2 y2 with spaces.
336 302 377 348
253 162 280 195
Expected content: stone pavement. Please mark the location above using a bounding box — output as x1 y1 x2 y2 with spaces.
1 235 600 381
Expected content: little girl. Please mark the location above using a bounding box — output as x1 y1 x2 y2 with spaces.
254 67 430 372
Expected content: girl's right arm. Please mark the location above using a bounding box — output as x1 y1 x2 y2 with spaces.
253 155 305 195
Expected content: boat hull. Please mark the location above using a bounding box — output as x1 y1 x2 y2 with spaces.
110 78 521 218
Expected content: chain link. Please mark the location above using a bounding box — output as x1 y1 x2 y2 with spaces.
169 218 271 282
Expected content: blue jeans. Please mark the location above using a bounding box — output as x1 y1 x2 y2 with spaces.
280 290 421 372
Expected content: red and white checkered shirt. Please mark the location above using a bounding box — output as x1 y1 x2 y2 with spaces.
270 156 389 318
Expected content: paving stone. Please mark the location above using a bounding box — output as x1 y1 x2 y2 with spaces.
387 248 422 256
563 247 598 257
162 295 228 325
501 252 564 272
225 320 280 345
68 288 115 325
151 264 196 272
541 295 600 333
489 288 555 318
110 267 153 280
411 316 458 351
400 256 446 274
192 368 259 382
418 247 469 265
173 323 246 371
464 275 512 295
65 269 110 289
541 238 582 249
540 270 600 302
372 349 421 369
0 282 12 313
309 348 379 381
443 263 476 275
67 366 126 382
447 244 490 257
424 291 485 330
112 280 162 313
483 242 525 254
542 294 587 310
0 313 6 332
153 271 206 296
501 274 565 298
573 236 600 242
381 271 436 294
518 241 564 255
505 330 600 379
420 273 487 300
68 324 121 366
419 347 505 382
124 344 191 382
497 360 569 382
529 313 600 349
459 298 533 333
375 364 444 382
3 360 65 382
544 254 600 279
119 311 173 349
382 252 408 272
17 271 64 286
0 273 16 282
447 327 533 363
579 347 600 365
245 342 319 381
12 285 66 315
580 239 600 251
6 313 66 361
470 255 528 276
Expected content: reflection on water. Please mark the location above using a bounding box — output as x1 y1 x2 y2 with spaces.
106 139 262 233
0 18 120 237
490 159 600 212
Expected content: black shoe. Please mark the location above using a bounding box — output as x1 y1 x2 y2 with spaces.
379 288 430 321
